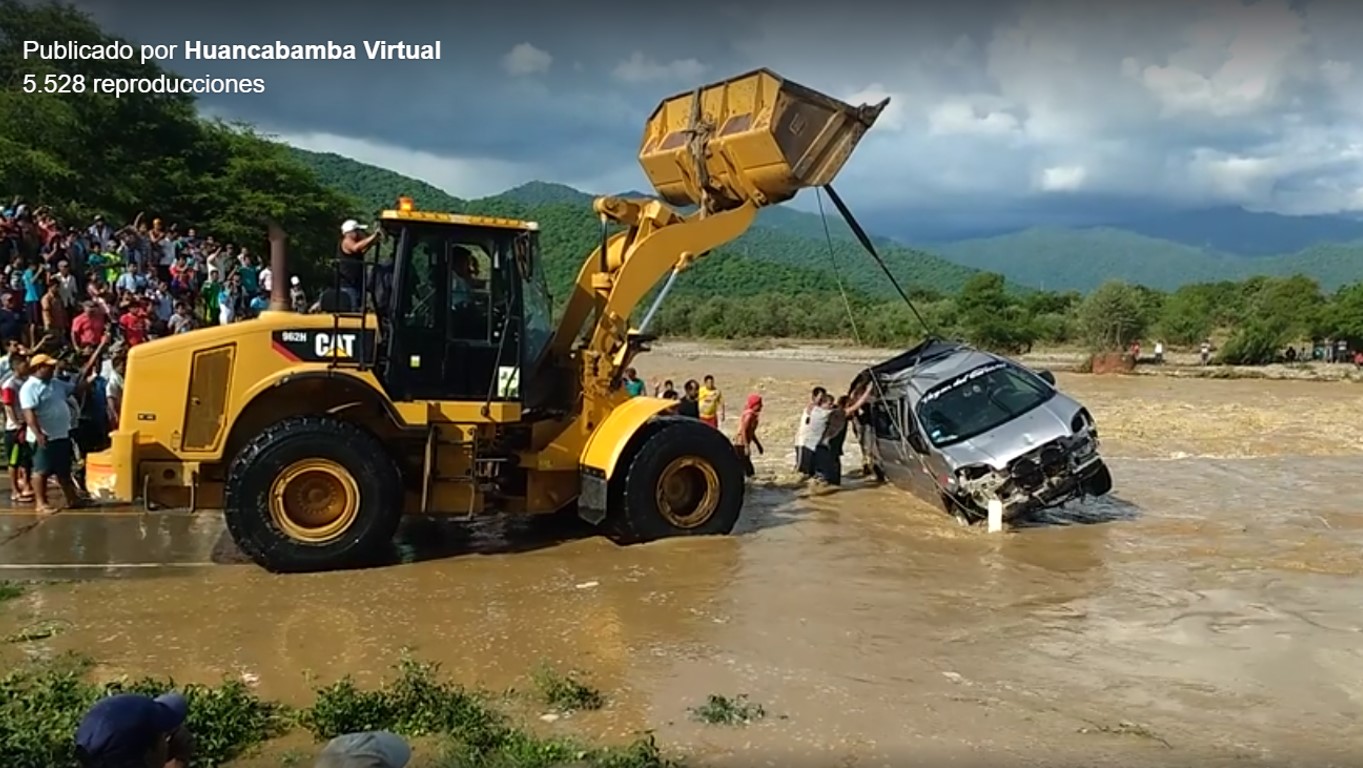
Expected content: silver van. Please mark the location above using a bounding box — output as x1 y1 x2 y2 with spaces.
853 339 1113 526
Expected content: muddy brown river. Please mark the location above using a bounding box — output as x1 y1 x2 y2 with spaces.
3 349 1362 766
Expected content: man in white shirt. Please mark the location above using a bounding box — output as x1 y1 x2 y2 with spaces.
1 353 33 502
21 349 102 513
794 386 828 478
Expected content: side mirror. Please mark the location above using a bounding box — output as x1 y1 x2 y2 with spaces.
907 431 929 454
1037 369 1056 385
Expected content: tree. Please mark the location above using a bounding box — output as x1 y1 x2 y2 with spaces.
1078 281 1149 351
0 0 358 280
1157 285 1216 345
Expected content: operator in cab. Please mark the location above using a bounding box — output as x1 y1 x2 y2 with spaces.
337 219 380 311
449 245 489 340
449 246 484 307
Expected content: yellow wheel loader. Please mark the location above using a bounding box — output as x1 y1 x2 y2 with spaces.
83 69 889 572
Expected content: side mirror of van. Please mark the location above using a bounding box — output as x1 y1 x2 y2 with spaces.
1037 369 1056 385
907 431 930 454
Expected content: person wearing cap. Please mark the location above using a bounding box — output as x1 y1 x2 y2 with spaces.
337 219 379 311
289 274 308 313
55 257 78 307
74 691 193 768
87 215 113 247
20 340 105 513
314 731 411 768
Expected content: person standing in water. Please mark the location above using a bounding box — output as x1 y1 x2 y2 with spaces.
813 386 873 486
697 374 724 429
794 386 826 478
733 394 764 478
676 379 701 419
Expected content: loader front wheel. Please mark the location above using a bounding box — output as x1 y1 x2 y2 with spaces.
223 415 403 573
610 419 745 542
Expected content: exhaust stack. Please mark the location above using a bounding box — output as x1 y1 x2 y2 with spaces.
267 221 290 312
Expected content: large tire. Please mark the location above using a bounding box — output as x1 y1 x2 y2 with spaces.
223 415 403 573
608 419 745 542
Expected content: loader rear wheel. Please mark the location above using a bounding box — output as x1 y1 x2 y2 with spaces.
610 419 745 542
223 415 403 573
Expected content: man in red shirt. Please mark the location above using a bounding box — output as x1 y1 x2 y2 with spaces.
70 302 106 350
119 301 149 346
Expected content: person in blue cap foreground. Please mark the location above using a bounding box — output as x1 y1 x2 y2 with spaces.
74 691 193 768
313 731 412 768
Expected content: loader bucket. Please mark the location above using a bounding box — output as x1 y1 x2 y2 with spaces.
638 68 889 211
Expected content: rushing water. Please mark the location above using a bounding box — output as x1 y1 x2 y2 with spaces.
2 360 1361 766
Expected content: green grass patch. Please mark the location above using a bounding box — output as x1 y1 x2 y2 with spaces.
0 653 682 768
299 655 672 768
0 653 287 767
0 581 23 604
688 694 766 726
529 663 605 713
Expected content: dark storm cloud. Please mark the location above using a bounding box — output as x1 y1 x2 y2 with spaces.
61 0 1363 221
72 0 752 176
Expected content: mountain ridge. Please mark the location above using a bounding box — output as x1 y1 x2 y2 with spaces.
288 147 979 302
287 147 1363 295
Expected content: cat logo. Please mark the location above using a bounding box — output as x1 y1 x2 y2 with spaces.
314 332 357 359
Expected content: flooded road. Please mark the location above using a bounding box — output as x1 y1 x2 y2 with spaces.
2 352 1362 766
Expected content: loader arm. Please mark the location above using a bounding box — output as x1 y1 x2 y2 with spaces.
550 68 890 401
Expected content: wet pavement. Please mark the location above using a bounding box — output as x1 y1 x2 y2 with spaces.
2 357 1362 766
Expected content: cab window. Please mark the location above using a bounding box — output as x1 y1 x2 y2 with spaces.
401 236 440 330
449 243 492 341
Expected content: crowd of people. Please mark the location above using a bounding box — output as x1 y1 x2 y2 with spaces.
0 201 313 512
74 689 413 767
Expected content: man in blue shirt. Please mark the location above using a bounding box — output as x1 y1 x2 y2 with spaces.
21 260 42 341
20 346 103 513
115 262 148 295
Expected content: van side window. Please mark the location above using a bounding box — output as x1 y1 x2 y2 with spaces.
872 400 902 440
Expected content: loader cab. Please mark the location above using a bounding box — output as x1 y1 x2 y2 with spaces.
373 204 553 405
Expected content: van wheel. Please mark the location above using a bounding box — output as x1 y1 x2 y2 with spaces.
223 415 402 573
608 418 745 542
1082 461 1114 497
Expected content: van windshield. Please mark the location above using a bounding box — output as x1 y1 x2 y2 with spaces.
915 362 1054 447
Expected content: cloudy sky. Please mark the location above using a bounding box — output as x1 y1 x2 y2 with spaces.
75 0 1363 233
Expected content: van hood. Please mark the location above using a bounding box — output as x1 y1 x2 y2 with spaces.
939 395 1082 470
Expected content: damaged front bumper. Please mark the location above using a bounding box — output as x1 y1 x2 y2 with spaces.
949 432 1107 521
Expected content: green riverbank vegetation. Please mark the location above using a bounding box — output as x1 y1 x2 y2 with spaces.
0 653 680 768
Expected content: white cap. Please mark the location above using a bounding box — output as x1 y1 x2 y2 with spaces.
341 219 366 235
291 275 300 286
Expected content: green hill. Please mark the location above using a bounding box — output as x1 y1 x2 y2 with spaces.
288 148 980 302
929 226 1363 292
294 149 466 213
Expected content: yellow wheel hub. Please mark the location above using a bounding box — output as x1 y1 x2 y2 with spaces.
655 456 720 529
268 458 360 544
